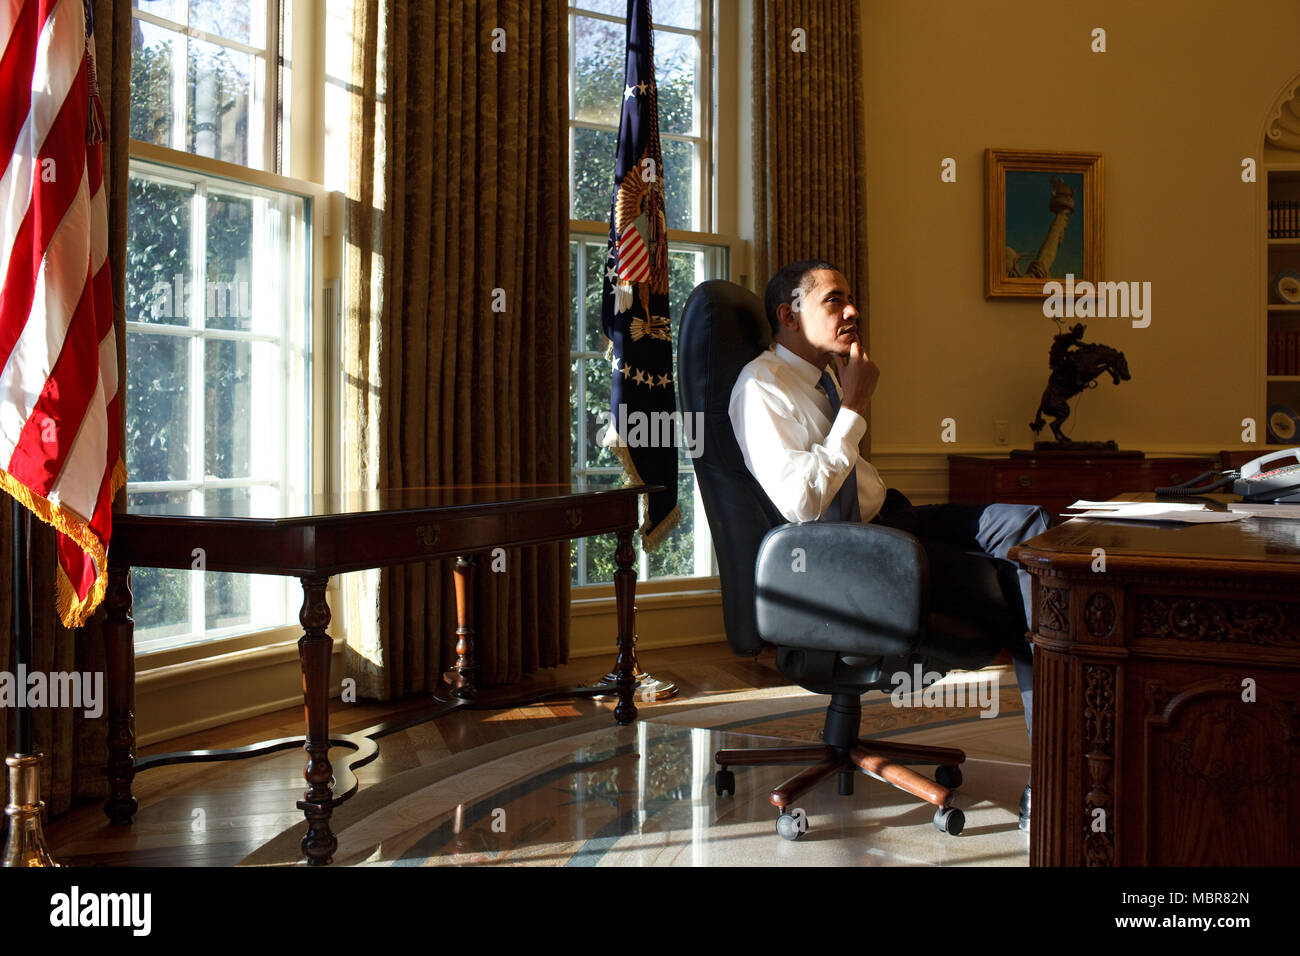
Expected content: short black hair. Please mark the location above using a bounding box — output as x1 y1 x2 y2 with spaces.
763 259 840 337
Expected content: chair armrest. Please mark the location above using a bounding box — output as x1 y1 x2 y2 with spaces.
754 522 927 657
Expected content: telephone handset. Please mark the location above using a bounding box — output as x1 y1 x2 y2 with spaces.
1155 447 1300 503
1234 447 1300 502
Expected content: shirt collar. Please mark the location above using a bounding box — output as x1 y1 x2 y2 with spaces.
772 341 827 388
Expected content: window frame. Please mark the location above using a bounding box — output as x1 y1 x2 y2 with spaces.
124 0 343 665
566 0 748 593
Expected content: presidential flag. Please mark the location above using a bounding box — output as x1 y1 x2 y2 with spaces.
600 0 678 551
1 0 125 628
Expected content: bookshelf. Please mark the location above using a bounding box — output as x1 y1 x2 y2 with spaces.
1264 165 1300 441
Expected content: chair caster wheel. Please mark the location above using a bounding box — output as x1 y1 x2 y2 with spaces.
715 768 735 797
935 764 962 789
934 805 964 836
776 812 805 841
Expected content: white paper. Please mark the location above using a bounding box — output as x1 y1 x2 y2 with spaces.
1227 503 1300 519
1067 500 1209 512
1063 507 1248 524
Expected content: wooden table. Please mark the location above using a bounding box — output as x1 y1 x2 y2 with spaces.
1010 494 1300 866
102 482 659 865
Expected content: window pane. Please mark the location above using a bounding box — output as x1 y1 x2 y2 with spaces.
205 191 254 330
204 339 253 478
646 471 698 578
667 248 703 323
130 567 192 640
572 0 699 29
189 0 267 48
583 240 612 353
572 0 624 17
583 472 623 583
584 358 619 468
654 31 697 136
573 15 624 127
570 358 583 469
569 242 580 349
572 127 616 221
661 139 695 230
651 0 700 30
133 0 186 24
188 38 255 166
125 332 190 484
130 20 177 148
126 176 193 326
203 488 251 630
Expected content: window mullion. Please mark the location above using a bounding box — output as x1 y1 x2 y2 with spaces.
189 181 208 634
170 22 187 152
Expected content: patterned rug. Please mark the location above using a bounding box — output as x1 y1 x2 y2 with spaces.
240 675 1031 867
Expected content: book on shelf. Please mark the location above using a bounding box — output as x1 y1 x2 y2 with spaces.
1268 199 1300 239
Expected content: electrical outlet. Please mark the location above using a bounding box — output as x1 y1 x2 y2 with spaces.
995 420 1009 445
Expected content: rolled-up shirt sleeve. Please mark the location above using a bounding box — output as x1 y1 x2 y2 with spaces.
730 376 886 523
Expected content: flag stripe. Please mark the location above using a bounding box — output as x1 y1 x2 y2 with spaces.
0 162 88 465
0 0 82 297
0 0 40 171
8 260 98 504
0 62 89 353
0 0 32 55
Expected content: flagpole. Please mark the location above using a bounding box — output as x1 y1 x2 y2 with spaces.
3 497 60 867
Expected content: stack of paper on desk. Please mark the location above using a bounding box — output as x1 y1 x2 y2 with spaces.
1063 501 1249 523
1227 502 1300 519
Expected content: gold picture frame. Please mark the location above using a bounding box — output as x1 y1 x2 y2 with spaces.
985 148 1104 298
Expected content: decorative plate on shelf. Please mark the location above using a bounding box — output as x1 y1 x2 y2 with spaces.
1268 404 1300 443
1276 270 1300 304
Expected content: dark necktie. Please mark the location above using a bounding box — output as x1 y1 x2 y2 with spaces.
819 369 861 523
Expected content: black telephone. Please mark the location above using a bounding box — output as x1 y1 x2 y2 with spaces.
1156 447 1300 503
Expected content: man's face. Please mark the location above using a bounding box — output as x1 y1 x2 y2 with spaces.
783 269 859 359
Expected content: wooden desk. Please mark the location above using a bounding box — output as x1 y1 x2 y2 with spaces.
103 482 659 865
949 452 1216 518
1010 494 1300 866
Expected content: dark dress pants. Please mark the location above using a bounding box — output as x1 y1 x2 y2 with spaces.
870 489 1053 751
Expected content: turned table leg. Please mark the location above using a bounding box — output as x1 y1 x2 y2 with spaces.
613 529 637 724
103 559 137 826
296 575 337 865
442 555 478 699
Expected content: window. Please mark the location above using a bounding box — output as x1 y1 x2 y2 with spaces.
129 0 274 171
123 161 312 653
126 1 336 653
567 0 734 587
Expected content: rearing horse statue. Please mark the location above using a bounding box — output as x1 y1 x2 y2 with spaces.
1030 323 1131 443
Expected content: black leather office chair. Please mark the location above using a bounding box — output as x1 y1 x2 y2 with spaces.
677 279 1008 839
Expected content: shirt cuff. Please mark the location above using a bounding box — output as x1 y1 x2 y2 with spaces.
828 407 867 450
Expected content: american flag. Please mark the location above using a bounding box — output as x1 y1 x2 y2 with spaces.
1 0 125 629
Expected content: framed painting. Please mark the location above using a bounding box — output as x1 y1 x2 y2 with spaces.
985 148 1103 298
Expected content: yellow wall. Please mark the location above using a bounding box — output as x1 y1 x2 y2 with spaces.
859 0 1300 453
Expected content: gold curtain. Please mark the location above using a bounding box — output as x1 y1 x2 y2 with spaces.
342 0 571 699
752 0 871 343
0 0 131 818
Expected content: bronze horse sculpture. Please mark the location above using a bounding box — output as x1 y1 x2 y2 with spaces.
1030 323 1131 444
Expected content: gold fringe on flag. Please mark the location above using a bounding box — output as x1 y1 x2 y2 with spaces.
0 457 127 630
606 439 682 552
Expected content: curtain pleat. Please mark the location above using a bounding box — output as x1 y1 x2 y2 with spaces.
343 0 570 699
752 0 871 445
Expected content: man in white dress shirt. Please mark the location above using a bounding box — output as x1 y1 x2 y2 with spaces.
728 259 1049 829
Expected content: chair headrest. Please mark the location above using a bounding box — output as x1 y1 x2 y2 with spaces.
678 280 771 419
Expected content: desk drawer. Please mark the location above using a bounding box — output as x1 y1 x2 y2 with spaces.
508 500 630 543
991 463 1142 498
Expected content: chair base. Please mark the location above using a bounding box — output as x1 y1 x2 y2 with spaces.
713 737 969 838
713 693 973 838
